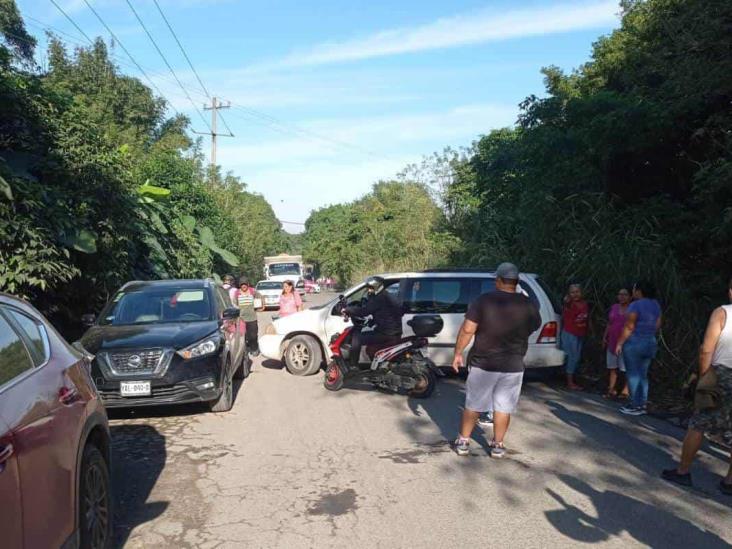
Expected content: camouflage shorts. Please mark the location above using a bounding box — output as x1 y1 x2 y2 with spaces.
688 365 732 446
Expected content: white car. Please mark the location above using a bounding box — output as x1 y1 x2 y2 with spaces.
255 280 283 310
260 270 566 376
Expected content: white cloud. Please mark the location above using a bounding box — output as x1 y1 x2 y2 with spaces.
215 103 517 167
214 102 520 231
253 1 619 70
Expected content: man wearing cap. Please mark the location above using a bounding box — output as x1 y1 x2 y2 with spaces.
452 262 541 458
238 278 265 357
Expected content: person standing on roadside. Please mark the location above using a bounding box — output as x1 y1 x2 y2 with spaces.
615 280 662 416
238 278 264 357
222 274 239 305
561 283 589 390
452 263 541 458
279 280 303 317
662 277 732 495
603 287 631 399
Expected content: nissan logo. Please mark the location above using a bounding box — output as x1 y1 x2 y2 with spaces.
127 355 142 368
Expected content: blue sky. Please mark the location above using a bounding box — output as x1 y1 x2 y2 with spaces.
19 0 621 232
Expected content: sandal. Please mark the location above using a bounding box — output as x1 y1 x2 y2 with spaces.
603 390 618 399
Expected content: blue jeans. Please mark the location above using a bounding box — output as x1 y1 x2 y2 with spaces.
561 331 584 375
622 336 657 408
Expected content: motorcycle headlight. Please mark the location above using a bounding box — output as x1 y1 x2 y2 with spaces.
264 324 277 336
177 335 221 360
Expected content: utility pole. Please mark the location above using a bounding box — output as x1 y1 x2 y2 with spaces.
193 96 233 169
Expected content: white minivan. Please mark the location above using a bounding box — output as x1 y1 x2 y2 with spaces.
259 270 566 376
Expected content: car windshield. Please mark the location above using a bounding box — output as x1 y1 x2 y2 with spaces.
257 281 283 290
99 287 212 326
269 263 300 276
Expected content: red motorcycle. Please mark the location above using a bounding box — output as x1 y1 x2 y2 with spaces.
323 302 443 398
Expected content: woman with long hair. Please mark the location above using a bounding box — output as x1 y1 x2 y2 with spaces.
615 280 662 416
278 280 303 317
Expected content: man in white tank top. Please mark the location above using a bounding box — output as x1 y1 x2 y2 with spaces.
662 278 732 496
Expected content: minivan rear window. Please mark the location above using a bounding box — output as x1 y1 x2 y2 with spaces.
403 278 473 314
467 278 539 308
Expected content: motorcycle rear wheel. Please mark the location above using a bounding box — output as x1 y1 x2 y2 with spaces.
408 362 437 399
324 363 344 391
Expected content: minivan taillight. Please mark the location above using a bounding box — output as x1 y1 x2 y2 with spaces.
537 321 557 344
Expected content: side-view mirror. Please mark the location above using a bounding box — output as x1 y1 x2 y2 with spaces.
81 314 96 327
222 307 240 320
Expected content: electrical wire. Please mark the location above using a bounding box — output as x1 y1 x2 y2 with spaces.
36 7 387 161
80 0 188 122
49 0 94 44
151 0 208 97
123 0 212 132
149 0 234 137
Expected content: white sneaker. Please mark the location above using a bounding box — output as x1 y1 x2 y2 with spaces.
489 440 506 459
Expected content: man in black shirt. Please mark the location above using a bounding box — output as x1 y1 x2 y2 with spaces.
452 263 541 457
347 276 403 366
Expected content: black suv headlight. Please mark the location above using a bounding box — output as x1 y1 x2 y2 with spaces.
177 334 221 360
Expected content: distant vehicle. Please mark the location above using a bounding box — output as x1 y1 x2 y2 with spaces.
0 293 112 549
304 280 321 294
260 270 565 376
263 254 304 284
78 279 248 413
255 280 284 310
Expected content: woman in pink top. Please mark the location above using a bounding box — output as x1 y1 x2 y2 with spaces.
278 280 303 317
603 287 631 398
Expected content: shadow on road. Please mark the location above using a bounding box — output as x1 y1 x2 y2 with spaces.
111 424 167 547
261 358 285 370
405 377 492 454
546 474 730 547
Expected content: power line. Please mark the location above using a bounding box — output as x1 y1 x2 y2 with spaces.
150 0 208 97
49 0 94 44
80 0 186 121
149 0 235 138
123 0 212 132
35 9 388 161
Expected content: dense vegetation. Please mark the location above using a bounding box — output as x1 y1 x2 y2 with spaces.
0 3 289 336
304 0 732 391
303 180 457 284
440 0 731 389
2 0 730 396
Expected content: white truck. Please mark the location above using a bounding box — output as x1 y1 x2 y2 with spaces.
263 254 304 283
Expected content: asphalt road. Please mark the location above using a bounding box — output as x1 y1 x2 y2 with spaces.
109 292 732 548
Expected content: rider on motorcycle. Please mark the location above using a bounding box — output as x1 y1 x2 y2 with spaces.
346 276 403 366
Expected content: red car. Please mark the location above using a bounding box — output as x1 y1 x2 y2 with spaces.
0 293 112 549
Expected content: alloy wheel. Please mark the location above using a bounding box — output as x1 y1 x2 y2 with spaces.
289 342 310 370
83 460 110 549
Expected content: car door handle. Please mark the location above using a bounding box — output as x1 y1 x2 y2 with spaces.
0 442 14 466
59 387 80 405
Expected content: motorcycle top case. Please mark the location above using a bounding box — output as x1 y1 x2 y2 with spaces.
407 315 444 337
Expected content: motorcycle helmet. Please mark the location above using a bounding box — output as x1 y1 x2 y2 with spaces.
365 276 385 294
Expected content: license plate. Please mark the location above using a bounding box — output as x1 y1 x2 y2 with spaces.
120 381 151 397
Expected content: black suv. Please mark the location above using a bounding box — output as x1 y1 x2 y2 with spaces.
79 279 248 412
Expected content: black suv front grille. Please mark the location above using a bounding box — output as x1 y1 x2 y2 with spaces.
107 349 164 374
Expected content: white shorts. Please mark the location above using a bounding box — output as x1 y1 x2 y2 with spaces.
465 368 523 414
606 351 626 372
